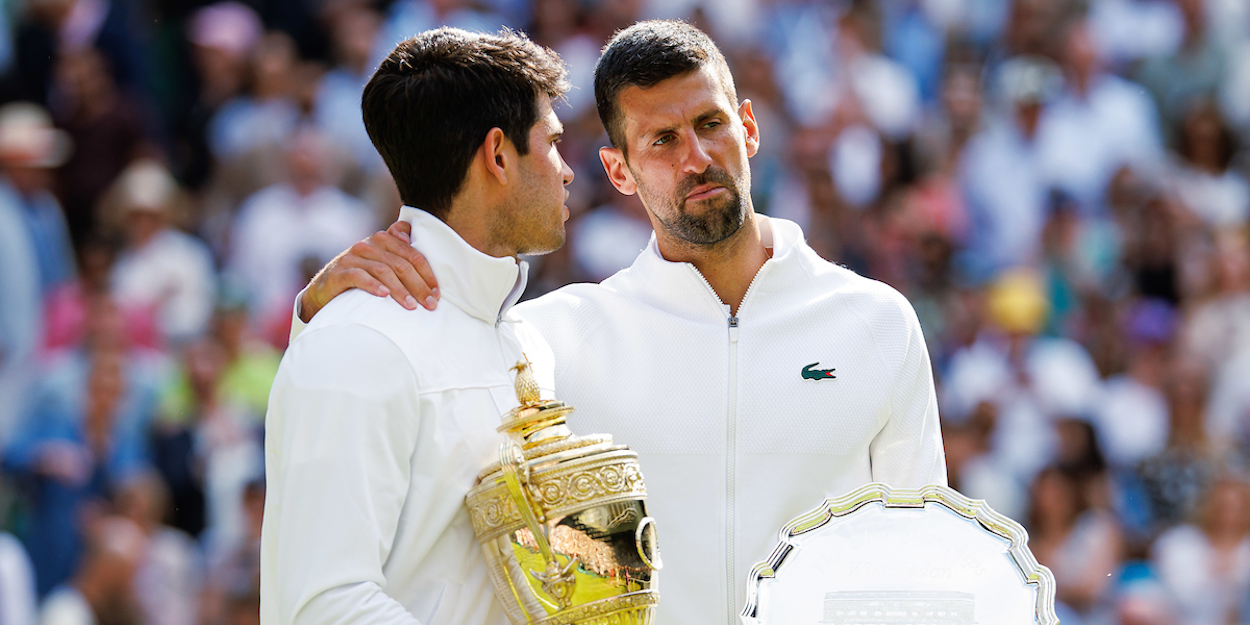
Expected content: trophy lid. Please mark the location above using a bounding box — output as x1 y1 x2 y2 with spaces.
477 359 617 482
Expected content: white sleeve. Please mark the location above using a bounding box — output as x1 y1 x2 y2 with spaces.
260 323 424 625
869 302 948 488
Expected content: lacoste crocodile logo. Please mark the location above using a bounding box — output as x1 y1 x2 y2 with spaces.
802 363 837 380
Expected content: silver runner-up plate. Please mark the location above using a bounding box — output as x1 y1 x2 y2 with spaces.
740 483 1058 625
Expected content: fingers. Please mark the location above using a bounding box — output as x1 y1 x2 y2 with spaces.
359 227 440 310
348 256 424 310
387 220 412 243
302 221 442 321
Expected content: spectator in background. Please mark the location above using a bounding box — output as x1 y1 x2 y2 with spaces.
1026 466 1122 621
150 337 261 549
1170 99 1249 230
313 5 384 175
226 127 373 325
1038 15 1164 216
39 517 147 625
115 472 201 625
942 269 1102 490
1094 300 1174 470
1138 357 1220 531
207 32 300 163
1136 0 1226 137
107 160 217 346
203 480 262 625
959 56 1062 274
51 46 149 245
4 295 160 596
177 1 264 192
1182 231 1250 374
1153 476 1250 625
5 0 150 109
0 104 58 446
0 102 77 297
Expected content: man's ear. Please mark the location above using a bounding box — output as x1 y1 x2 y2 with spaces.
599 146 637 195
482 127 511 186
739 99 760 158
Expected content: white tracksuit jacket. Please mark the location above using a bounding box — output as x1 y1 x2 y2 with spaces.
261 207 554 625
512 216 947 625
283 214 945 625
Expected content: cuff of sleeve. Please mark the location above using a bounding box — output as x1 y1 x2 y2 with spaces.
290 287 309 344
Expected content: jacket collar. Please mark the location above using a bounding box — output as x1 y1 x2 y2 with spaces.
399 206 528 324
620 215 810 319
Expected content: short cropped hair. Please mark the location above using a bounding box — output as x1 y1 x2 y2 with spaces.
593 20 736 154
362 28 569 218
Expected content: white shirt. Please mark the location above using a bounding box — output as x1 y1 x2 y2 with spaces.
111 228 218 343
514 216 946 625
1153 524 1250 625
0 533 35 625
38 587 92 625
1037 75 1164 213
262 207 554 625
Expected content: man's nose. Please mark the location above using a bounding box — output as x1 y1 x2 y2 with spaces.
561 154 574 185
681 130 713 174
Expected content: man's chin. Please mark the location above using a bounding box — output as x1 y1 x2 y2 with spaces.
518 228 566 256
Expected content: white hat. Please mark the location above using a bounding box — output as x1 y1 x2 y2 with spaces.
0 102 72 168
117 159 178 213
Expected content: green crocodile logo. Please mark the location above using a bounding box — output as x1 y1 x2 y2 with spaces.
802 363 837 380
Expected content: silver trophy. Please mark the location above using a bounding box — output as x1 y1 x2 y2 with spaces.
741 483 1058 625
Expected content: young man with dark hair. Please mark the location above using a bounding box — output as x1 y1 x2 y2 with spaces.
259 27 573 625
298 20 945 625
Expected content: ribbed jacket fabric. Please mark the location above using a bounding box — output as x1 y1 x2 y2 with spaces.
515 216 947 625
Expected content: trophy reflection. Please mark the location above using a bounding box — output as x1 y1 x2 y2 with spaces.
466 361 661 624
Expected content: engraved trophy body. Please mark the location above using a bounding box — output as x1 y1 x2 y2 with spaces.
466 362 661 625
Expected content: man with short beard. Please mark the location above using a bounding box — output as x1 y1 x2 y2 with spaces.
297 21 945 625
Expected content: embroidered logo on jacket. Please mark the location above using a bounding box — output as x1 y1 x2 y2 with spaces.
801 362 837 380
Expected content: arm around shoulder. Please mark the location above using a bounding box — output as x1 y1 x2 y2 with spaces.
261 323 424 625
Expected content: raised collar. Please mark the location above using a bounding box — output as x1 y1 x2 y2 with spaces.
619 215 810 320
399 206 528 324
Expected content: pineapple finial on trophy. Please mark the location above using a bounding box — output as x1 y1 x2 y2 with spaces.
512 359 542 407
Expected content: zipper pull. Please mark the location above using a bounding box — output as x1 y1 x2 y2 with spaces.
728 316 739 343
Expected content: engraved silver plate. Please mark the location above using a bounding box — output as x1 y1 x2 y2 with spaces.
741 483 1058 625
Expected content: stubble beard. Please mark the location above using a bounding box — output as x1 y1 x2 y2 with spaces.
638 165 748 247
492 156 567 257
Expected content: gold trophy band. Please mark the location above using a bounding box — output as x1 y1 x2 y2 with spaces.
465 361 661 625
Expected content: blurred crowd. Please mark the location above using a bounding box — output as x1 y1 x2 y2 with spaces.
0 0 1248 624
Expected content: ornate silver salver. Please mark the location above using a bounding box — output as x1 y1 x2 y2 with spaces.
741 483 1058 625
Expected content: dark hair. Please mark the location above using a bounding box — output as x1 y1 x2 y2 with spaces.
362 27 568 218
594 20 735 153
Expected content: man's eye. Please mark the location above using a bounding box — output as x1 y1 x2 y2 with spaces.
702 121 721 129
653 135 673 146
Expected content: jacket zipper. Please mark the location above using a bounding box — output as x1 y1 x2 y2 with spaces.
690 264 767 625
724 268 764 624
726 305 738 625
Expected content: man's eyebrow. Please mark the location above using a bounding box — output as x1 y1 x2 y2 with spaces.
549 126 565 140
642 107 729 142
692 108 726 125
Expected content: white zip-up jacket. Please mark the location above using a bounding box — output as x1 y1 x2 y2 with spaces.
261 206 554 625
512 216 946 625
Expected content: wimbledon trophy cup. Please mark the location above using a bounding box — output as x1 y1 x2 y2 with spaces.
466 362 661 625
